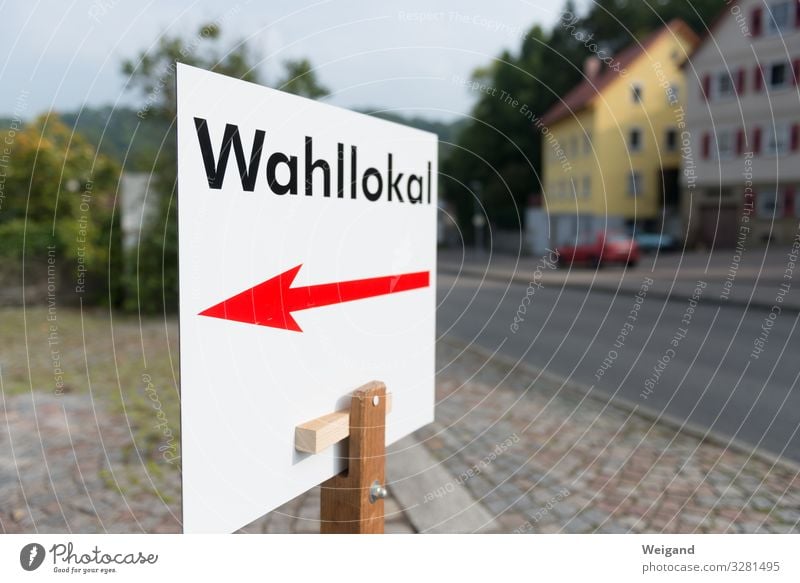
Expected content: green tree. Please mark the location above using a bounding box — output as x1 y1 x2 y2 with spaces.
443 9 588 235
577 0 722 51
121 24 329 314
277 58 330 99
0 114 121 304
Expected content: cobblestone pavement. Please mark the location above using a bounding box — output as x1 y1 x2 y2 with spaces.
0 393 413 534
0 393 182 533
419 338 800 533
1 337 798 533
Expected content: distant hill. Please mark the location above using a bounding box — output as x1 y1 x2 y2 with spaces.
359 109 467 144
59 106 168 171
7 105 464 171
0 108 167 171
358 109 468 166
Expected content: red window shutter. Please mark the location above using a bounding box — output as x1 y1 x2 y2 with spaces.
794 59 800 85
753 127 762 154
753 7 763 36
702 74 711 100
736 129 745 155
702 133 711 159
755 65 764 91
791 123 800 151
736 68 746 94
784 187 795 218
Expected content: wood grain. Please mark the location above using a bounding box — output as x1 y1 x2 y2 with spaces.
319 381 387 534
295 392 392 454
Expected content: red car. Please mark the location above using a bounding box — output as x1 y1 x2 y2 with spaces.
556 232 640 268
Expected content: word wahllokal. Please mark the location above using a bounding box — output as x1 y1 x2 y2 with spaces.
193 117 433 204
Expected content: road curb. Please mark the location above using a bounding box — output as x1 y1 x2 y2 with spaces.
387 435 495 533
456 337 800 475
439 263 800 314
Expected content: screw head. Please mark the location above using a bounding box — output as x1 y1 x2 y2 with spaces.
369 480 388 503
372 395 380 406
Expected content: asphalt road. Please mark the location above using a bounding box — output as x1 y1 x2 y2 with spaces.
437 269 800 463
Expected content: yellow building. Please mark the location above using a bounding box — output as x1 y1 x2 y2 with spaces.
541 20 699 245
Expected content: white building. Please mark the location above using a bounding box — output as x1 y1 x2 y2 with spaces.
683 0 800 247
120 172 158 250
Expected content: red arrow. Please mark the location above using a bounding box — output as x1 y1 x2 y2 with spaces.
198 265 430 332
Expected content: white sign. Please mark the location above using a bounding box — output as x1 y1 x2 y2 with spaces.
176 64 437 533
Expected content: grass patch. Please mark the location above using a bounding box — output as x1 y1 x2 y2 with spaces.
0 306 181 494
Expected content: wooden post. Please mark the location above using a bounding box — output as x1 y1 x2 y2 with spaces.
319 381 387 534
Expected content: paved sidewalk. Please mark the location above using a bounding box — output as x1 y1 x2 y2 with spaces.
0 393 182 533
418 337 800 533
0 393 413 534
439 244 800 311
2 337 798 533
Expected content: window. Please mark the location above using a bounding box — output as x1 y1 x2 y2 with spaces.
583 175 591 198
766 1 793 34
795 188 800 219
631 84 643 103
629 128 643 152
765 124 791 155
570 135 579 157
715 71 736 99
756 188 784 218
665 128 678 152
583 132 592 155
627 171 642 197
717 129 735 160
667 83 679 105
768 62 790 89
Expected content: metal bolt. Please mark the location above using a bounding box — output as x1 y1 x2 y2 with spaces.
369 480 388 503
372 395 380 406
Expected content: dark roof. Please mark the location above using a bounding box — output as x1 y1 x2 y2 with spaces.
541 19 700 127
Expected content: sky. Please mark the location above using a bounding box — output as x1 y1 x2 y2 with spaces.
0 0 591 122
